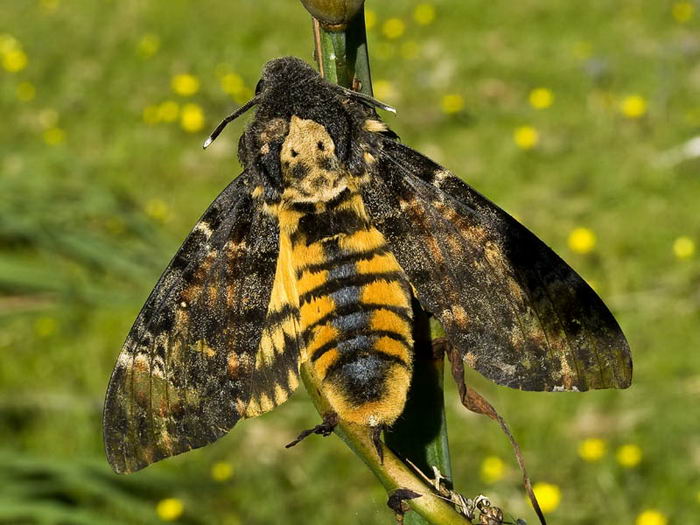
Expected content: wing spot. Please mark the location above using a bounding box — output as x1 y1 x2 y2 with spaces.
464 352 477 368
194 222 213 238
274 384 288 405
287 368 300 390
363 120 388 133
235 398 247 416
452 305 468 325
434 169 451 184
258 392 275 413
227 352 240 378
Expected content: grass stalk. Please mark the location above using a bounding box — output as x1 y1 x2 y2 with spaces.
299 367 468 524
303 3 461 523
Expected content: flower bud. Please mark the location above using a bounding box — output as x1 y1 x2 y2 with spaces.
299 0 365 29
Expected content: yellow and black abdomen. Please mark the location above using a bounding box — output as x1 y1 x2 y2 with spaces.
291 190 414 428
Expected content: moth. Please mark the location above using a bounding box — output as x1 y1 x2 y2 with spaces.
103 56 632 474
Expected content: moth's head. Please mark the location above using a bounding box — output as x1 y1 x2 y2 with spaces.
258 57 318 91
205 56 391 180
203 57 325 150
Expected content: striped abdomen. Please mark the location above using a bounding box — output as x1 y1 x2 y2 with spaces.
290 190 414 428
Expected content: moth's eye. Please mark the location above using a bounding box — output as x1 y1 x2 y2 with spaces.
255 79 264 95
290 149 299 157
317 141 325 151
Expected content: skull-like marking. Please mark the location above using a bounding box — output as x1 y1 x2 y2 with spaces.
280 116 346 202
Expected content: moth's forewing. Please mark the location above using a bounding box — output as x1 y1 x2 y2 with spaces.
103 173 281 473
364 141 632 392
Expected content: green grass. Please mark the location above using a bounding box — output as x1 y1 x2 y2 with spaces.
2 0 700 523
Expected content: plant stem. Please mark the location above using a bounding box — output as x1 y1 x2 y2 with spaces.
306 5 460 524
385 306 452 525
299 366 468 524
312 10 373 95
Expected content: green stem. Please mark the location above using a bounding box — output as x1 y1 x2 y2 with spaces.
300 366 468 525
307 6 459 524
385 307 452 525
312 10 373 94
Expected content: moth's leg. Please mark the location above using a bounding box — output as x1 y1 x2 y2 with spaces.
443 338 546 525
370 424 386 463
386 488 422 525
285 412 338 448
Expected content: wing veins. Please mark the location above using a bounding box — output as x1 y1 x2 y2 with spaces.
383 153 545 375
373 141 630 390
140 192 249 462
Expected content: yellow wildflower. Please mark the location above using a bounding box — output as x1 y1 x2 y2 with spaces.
513 126 539 150
480 456 505 484
400 41 419 60
16 81 36 102
620 95 647 119
143 105 160 125
441 94 465 115
414 4 436 25
171 74 200 96
43 127 65 145
34 317 58 337
531 482 561 514
672 2 695 23
138 34 160 58
3 48 28 73
636 509 668 525
220 73 245 96
529 88 554 109
211 462 234 482
156 498 184 521
373 80 395 102
145 199 169 222
0 34 20 54
375 42 396 61
40 0 60 12
673 236 695 259
382 18 405 40
616 444 642 468
568 227 596 255
157 101 179 123
578 438 606 461
365 9 377 30
180 103 204 133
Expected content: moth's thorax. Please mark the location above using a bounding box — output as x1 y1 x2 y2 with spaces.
280 116 347 203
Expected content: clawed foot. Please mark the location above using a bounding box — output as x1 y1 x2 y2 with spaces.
285 412 338 448
413 465 510 524
387 488 422 524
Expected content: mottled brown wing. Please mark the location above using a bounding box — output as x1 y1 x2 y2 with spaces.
361 140 632 392
103 172 280 473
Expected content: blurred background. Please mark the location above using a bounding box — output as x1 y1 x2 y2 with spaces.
1 0 699 523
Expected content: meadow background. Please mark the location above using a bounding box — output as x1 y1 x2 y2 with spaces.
2 0 700 523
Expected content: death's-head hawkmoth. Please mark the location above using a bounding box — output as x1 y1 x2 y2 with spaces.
103 56 632 474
